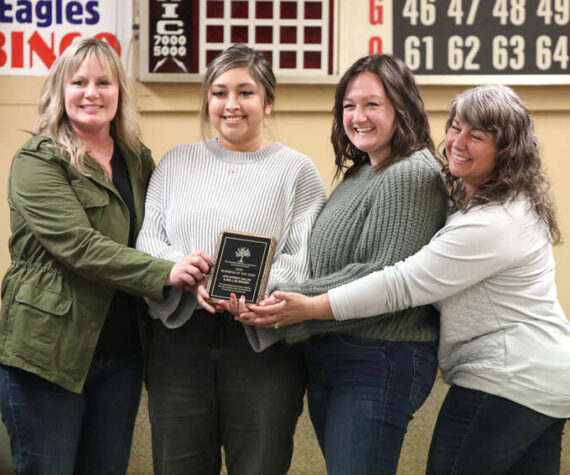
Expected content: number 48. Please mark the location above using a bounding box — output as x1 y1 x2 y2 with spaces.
492 0 526 25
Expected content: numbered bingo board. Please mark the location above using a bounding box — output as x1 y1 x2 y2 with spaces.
392 0 570 84
139 0 570 84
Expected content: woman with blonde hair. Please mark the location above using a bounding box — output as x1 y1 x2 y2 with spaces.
0 38 208 475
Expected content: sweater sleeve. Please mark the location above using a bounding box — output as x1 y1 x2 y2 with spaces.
136 153 186 263
9 142 173 301
329 204 522 319
244 157 327 353
289 157 447 297
135 152 195 327
266 160 327 292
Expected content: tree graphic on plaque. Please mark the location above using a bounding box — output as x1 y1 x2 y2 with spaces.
235 247 251 263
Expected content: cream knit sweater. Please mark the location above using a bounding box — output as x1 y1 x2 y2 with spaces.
136 139 327 351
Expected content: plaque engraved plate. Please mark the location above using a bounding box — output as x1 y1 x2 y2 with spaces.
206 230 276 306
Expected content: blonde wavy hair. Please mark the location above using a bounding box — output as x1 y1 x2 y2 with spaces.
442 85 560 245
34 37 141 173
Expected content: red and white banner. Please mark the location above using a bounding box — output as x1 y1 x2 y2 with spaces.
0 0 133 75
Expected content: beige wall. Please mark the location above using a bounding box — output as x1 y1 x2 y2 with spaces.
1 77 569 315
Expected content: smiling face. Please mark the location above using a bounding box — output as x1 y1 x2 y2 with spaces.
64 56 119 137
207 67 272 152
445 118 498 196
342 71 397 166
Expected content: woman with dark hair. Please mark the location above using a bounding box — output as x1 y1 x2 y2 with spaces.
136 43 326 474
245 85 570 475
239 54 448 474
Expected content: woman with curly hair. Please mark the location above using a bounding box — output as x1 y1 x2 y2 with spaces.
245 85 570 474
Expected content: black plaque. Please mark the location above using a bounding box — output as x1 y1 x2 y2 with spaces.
207 231 276 306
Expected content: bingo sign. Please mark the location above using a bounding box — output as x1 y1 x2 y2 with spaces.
0 0 133 76
141 0 570 85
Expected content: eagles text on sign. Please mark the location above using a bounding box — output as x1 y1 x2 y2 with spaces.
0 0 133 75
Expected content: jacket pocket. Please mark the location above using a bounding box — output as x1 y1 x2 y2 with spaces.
70 180 109 226
15 283 72 316
70 181 109 209
10 280 72 361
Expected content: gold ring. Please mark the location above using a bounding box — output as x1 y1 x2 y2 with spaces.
274 322 279 329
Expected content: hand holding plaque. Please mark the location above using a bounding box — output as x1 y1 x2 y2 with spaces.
206 230 276 307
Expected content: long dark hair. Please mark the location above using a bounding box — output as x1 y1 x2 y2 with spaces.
442 85 560 244
331 54 434 180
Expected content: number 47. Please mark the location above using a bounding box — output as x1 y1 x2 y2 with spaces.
447 0 481 25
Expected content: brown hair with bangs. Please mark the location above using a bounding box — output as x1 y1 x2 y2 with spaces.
442 85 560 244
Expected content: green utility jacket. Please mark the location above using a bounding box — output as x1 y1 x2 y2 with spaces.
0 135 173 393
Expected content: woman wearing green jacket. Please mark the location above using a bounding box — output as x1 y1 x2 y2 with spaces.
0 38 210 475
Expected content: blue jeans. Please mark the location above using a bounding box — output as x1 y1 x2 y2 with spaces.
305 334 438 475
427 384 567 475
0 354 143 475
146 311 306 475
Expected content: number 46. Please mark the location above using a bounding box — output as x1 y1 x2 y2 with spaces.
402 0 436 25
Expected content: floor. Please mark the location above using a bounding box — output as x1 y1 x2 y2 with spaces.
127 377 570 474
0 376 566 474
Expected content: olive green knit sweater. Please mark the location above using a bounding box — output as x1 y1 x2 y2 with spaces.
281 149 448 344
